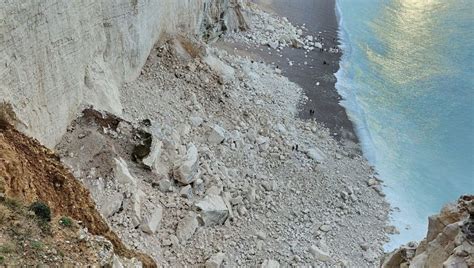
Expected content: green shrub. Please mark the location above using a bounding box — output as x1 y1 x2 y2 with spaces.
59 217 73 227
30 241 44 251
0 244 13 254
29 201 51 222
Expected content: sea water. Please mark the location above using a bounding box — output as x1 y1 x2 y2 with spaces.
335 0 474 249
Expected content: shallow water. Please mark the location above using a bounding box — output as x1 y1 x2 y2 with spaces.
335 0 474 249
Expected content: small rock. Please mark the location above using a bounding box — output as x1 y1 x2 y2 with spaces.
373 185 386 197
256 231 267 240
190 116 204 127
131 190 145 227
114 158 137 188
176 212 199 243
261 181 273 192
367 178 378 186
384 225 400 235
206 185 222 196
180 185 193 199
319 225 331 232
247 188 257 203
196 194 229 226
173 144 200 185
140 205 163 234
261 259 280 268
158 179 172 192
268 41 279 50
230 196 243 206
306 147 326 163
359 243 370 251
101 192 123 218
205 252 226 268
162 238 173 247
142 134 162 169
238 206 248 216
309 245 330 262
208 124 226 144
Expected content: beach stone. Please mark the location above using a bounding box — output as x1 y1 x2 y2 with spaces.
140 205 163 234
261 259 280 268
196 194 229 226
310 245 330 262
208 124 226 144
176 212 199 243
205 252 226 268
268 41 279 49
367 178 378 186
384 225 400 235
173 144 200 185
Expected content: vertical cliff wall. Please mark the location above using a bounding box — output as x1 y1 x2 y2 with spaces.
0 0 244 147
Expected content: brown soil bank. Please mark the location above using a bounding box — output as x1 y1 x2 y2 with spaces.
0 121 155 267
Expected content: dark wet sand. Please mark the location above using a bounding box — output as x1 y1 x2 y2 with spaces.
252 0 358 143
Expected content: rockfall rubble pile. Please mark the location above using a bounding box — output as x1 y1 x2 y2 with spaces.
56 30 389 266
382 195 474 268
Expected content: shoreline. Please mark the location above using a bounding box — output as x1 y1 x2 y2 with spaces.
252 0 358 146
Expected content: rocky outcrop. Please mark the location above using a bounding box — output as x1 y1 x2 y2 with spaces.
382 195 474 268
0 0 246 147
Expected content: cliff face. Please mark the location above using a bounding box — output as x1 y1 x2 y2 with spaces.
0 0 245 147
382 196 474 268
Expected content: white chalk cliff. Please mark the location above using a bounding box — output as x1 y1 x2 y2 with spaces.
0 0 245 147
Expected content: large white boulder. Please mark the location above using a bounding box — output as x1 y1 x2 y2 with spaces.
101 192 123 218
176 212 199 243
114 158 137 188
173 144 200 185
196 194 229 226
140 205 164 234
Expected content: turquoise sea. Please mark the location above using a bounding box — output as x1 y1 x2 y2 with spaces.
335 0 474 249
